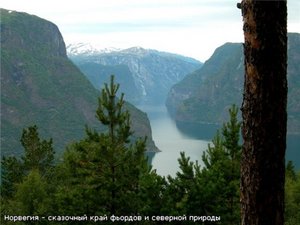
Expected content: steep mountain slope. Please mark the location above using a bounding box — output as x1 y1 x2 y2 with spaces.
166 33 300 134
75 63 140 103
0 9 158 156
67 44 202 104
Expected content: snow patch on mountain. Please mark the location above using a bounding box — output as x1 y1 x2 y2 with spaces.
68 43 203 104
67 43 121 56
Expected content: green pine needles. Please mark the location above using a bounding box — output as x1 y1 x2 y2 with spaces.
59 75 150 216
96 75 132 144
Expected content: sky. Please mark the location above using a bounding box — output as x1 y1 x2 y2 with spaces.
1 0 299 62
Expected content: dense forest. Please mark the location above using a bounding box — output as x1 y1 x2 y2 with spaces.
1 76 299 224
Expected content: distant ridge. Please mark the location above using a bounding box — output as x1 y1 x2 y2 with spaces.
67 44 202 104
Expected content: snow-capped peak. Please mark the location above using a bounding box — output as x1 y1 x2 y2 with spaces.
120 46 146 54
66 43 121 56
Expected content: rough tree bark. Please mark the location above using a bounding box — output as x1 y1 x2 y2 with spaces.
239 0 287 225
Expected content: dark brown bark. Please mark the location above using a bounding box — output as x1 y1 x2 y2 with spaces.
239 1 287 225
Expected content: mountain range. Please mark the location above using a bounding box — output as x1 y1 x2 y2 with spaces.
166 33 300 134
67 44 202 105
0 9 158 157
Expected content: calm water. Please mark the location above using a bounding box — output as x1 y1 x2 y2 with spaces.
138 105 211 177
139 105 300 177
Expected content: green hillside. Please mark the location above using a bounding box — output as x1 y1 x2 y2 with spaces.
0 9 158 157
166 33 300 134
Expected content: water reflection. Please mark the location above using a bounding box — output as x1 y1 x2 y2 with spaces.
177 121 300 169
175 121 219 140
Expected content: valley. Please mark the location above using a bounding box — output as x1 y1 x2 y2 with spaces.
1 8 299 173
1 5 299 223
67 34 300 172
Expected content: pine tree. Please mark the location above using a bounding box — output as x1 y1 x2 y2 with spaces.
221 105 241 224
285 162 300 225
200 107 241 224
55 75 151 217
1 125 54 199
165 152 198 216
286 161 296 181
21 125 55 174
1 156 23 199
164 105 242 224
95 75 133 214
10 170 49 216
138 170 167 217
1 126 55 224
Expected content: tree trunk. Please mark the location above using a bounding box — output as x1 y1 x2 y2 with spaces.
239 1 287 225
